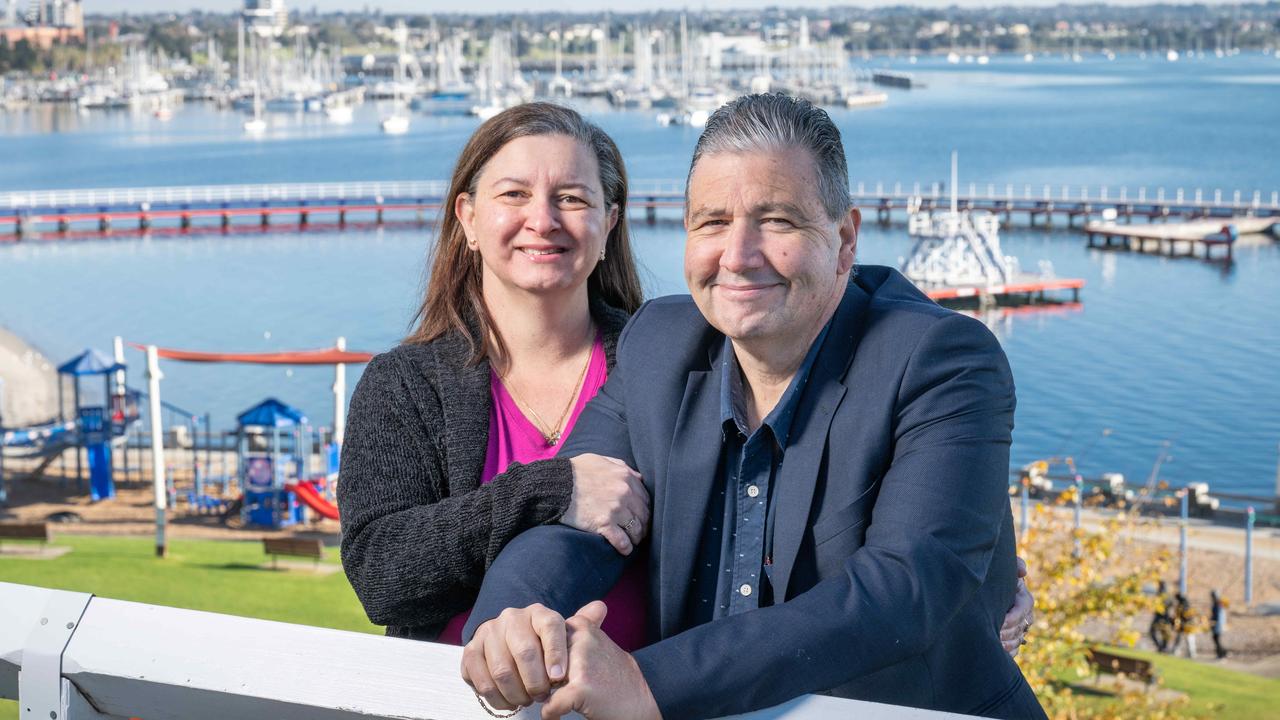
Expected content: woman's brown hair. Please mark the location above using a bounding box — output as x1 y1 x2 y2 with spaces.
406 102 644 364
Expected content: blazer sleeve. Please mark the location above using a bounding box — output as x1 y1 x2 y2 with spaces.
631 313 1017 719
338 353 576 629
461 303 654 639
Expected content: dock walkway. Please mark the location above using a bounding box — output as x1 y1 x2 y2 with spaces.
1084 218 1279 262
3 180 1279 239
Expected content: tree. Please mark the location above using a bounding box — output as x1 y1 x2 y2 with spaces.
12 39 38 73
1015 485 1211 719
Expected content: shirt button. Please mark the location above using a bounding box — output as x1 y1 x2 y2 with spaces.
739 583 753 597
747 485 760 498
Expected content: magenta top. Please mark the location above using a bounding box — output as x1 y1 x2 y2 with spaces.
436 334 649 651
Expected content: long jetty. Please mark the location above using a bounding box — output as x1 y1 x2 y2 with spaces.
2 180 1278 239
1082 217 1280 263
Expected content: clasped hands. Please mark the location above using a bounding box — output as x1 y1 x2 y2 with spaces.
462 601 661 720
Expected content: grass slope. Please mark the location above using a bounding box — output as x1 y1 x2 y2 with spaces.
1099 646 1280 718
1 535 379 720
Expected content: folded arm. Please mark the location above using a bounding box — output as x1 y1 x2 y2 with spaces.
338 354 575 628
461 337 641 639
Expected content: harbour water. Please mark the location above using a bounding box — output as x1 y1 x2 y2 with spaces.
1 53 1278 495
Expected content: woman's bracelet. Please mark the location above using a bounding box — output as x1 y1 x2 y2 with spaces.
474 690 523 718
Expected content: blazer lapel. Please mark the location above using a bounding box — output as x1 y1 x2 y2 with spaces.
770 281 870 599
657 353 725 638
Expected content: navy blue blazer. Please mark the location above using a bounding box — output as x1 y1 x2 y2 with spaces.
466 266 1044 719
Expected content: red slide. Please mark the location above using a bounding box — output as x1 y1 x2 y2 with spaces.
287 481 340 520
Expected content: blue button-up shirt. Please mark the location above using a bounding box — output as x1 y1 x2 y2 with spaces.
684 323 832 626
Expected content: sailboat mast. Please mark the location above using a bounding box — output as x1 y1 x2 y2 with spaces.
950 151 958 215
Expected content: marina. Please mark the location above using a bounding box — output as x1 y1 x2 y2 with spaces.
2 50 1279 500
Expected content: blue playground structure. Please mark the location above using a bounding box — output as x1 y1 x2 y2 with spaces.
0 418 76 504
0 348 143 504
236 398 315 529
56 348 137 501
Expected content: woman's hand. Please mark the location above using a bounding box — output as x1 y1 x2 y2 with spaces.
1000 557 1035 658
562 454 650 555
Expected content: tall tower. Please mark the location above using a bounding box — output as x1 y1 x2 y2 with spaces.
243 0 287 38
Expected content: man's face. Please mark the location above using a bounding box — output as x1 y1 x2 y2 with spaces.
683 148 859 348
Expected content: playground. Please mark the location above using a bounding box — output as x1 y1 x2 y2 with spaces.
0 336 366 542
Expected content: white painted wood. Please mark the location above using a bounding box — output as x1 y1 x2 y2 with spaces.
0 582 53 699
18 588 93 719
332 336 347 447
2 582 975 720
145 345 167 556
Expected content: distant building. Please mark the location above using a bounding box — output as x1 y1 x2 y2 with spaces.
1 0 83 49
243 0 287 38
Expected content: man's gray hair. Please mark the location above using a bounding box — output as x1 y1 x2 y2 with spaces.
687 93 851 221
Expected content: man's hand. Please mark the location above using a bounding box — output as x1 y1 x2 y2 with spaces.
542 601 661 720
563 454 650 555
1000 557 1035 658
461 604 568 711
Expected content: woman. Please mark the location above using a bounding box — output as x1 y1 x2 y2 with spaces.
339 103 651 650
338 102 1033 658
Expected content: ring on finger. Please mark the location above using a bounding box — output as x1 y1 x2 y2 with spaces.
621 517 640 532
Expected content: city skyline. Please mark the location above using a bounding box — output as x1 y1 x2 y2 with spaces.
83 0 1247 17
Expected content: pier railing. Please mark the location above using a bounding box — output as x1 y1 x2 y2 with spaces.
850 181 1280 212
0 180 451 210
3 179 1276 212
2 581 973 719
2 179 1277 238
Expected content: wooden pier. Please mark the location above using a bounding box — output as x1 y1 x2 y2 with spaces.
1082 219 1278 263
3 180 1278 240
922 277 1085 305
856 181 1280 229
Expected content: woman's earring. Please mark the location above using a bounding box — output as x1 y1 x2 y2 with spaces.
599 248 606 262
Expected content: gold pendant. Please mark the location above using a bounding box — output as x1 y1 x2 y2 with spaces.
546 431 561 446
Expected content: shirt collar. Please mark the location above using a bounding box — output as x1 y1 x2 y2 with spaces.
719 320 833 448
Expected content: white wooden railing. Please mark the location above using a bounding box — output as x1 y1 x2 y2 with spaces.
1 582 972 720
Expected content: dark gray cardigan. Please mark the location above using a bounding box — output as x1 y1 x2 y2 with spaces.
338 300 630 640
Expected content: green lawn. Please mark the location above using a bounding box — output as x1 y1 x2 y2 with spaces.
1 535 379 720
1093 646 1280 719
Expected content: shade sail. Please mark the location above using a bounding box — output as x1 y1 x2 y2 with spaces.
57 348 125 376
236 398 309 428
129 343 373 365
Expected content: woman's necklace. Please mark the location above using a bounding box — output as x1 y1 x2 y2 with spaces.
501 326 594 447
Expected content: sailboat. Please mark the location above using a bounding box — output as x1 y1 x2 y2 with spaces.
243 82 266 134
380 22 412 135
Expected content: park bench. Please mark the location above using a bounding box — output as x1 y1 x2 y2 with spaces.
262 537 326 569
0 522 51 551
1087 648 1155 685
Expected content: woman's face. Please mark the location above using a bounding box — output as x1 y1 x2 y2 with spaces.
456 134 617 300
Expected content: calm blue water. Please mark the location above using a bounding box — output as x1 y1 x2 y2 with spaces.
1 53 1278 495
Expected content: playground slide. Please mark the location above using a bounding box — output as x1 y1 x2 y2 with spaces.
288 481 340 520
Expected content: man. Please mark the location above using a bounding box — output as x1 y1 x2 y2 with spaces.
461 94 1044 719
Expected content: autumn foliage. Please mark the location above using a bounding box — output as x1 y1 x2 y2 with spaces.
1015 484 1205 719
